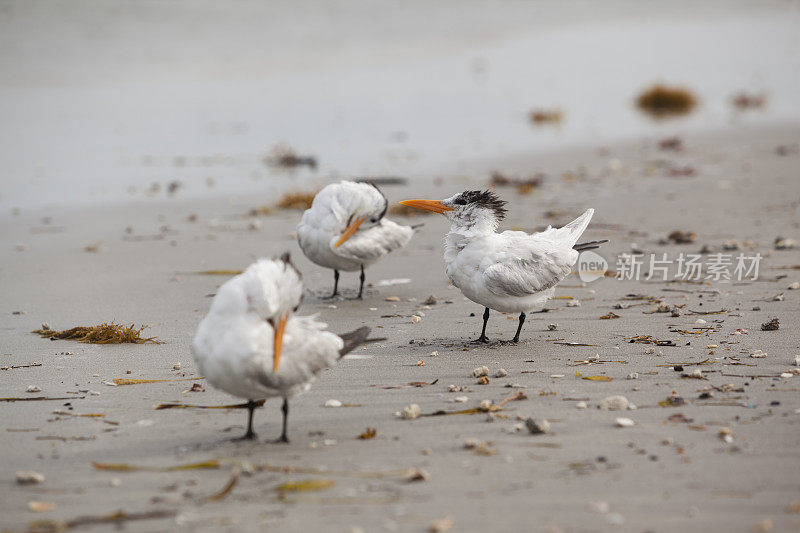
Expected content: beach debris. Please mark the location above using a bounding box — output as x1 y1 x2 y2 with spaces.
566 300 581 307
668 230 696 244
472 366 490 378
203 467 241 502
16 471 45 484
401 404 421 420
599 396 629 410
793 355 800 367
453 396 468 403
358 428 377 440
494 368 508 378
28 500 56 512
264 144 317 170
525 417 551 435
26 385 41 393
547 323 558 331
113 377 198 386
577 371 612 382
576 401 587 409
429 516 454 533
479 399 493 411
32 323 161 344
23 509 177 532
599 312 620 319
788 282 800 290
372 379 438 390
626 373 639 380
658 137 683 151
477 376 490 385
750 350 767 359
774 237 797 250
528 108 563 124
761 318 780 331
154 400 265 410
448 385 464 392
489 171 544 194
731 92 767 110
645 347 655 354
324 399 343 408
172 363 181 371
636 84 697 118
92 460 221 472
615 417 635 428
277 479 335 494
385 296 400 302
718 427 733 444
411 315 422 324
659 395 686 407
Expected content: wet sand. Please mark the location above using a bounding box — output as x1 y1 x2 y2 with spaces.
1 123 800 532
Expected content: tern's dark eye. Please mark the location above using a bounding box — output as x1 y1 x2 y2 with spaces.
454 198 468 206
293 305 300 312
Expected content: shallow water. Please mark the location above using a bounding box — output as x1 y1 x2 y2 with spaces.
1 0 798 210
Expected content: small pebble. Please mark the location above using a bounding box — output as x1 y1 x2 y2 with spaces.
26 385 41 393
525 417 551 435
16 471 45 484
695 318 707 324
110 477 122 487
476 376 490 385
644 347 655 355
599 395 629 411
429 351 439 357
89 390 100 396
464 438 482 449
690 369 703 378
411 315 421 324
494 368 508 378
566 300 581 307
750 350 767 359
788 282 800 290
626 373 639 380
472 366 489 378
615 417 635 428
172 363 181 370
401 404 421 420
547 324 558 331
324 399 342 408
576 401 588 409
479 399 493 411
793 355 800 367
453 396 468 403
761 318 780 331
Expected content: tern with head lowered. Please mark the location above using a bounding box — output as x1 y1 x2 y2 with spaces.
297 181 416 299
400 191 606 343
192 254 370 442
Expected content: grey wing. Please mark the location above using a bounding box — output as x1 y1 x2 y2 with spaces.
334 219 413 263
483 242 575 298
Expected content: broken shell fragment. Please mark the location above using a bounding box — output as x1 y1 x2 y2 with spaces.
401 404 421 420
525 417 551 435
615 417 635 428
324 399 343 408
16 471 45 485
750 350 767 359
576 401 588 409
476 376 490 385
599 395 629 411
472 366 490 378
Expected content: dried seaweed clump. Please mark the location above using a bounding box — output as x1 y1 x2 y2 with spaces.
264 144 317 170
636 84 697 118
528 108 563 124
388 203 435 217
33 323 162 344
489 172 543 195
731 92 767 111
249 190 318 216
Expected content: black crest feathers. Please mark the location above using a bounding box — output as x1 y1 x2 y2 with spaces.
455 190 508 221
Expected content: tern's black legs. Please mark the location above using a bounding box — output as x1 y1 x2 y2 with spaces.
273 397 290 444
234 400 258 441
474 307 490 343
512 312 526 343
357 265 365 299
322 270 340 299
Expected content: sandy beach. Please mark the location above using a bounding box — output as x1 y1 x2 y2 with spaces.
2 121 800 532
3 1 800 531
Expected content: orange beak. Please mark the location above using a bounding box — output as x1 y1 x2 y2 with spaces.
334 216 365 248
272 312 288 373
398 199 453 214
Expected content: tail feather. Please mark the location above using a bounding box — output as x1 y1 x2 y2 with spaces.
338 326 385 358
574 239 609 251
555 208 594 248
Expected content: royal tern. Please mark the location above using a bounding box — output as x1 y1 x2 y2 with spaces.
400 191 606 343
192 254 370 442
297 181 415 298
